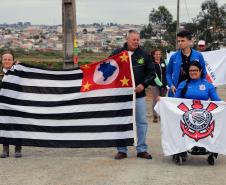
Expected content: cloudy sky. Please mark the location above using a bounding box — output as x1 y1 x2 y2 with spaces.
0 0 225 25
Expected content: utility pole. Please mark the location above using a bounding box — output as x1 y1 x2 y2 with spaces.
62 0 77 69
176 0 180 49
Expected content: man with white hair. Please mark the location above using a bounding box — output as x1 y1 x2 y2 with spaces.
111 30 156 160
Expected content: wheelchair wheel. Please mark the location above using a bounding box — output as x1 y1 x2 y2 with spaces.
181 152 188 162
173 154 183 165
207 155 215 166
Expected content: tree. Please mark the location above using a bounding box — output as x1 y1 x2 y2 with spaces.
141 40 166 59
140 6 176 50
149 6 173 39
194 0 226 49
183 22 198 36
140 6 173 39
162 21 177 51
140 24 153 39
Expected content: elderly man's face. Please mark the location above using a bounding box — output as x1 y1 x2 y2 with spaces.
2 53 14 70
127 33 140 51
198 45 206 52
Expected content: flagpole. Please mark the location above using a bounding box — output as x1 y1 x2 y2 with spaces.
62 0 76 69
128 52 137 147
73 0 79 66
176 0 180 49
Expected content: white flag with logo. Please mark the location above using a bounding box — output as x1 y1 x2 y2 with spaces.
155 97 226 156
202 49 226 86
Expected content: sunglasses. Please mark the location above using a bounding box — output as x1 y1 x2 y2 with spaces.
189 69 200 72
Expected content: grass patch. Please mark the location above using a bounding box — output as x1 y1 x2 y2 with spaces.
0 49 110 70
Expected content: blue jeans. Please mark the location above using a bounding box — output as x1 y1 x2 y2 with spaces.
117 97 148 153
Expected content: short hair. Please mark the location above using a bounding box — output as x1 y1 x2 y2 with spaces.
127 29 139 37
177 30 192 40
1 50 15 61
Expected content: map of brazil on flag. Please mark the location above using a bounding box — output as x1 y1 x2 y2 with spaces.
0 51 134 148
80 51 132 92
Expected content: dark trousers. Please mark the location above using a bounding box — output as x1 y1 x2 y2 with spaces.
2 138 22 150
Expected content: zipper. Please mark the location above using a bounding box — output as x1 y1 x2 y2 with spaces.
159 63 162 82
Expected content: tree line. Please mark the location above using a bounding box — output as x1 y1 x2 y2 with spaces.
140 0 226 52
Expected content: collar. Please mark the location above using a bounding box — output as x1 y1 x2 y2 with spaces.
3 68 8 73
181 48 192 58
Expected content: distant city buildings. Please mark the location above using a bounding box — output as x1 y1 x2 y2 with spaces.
0 22 144 53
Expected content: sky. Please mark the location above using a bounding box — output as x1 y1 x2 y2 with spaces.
0 0 225 25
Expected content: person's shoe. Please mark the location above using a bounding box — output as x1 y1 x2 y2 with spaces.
15 145 22 158
137 152 152 159
153 118 158 123
114 152 127 160
153 116 158 123
15 151 22 158
0 146 9 158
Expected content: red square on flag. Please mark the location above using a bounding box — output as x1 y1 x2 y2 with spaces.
80 51 132 92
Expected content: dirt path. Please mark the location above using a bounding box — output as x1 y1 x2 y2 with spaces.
0 86 226 185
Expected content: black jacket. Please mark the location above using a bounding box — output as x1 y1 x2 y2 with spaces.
111 43 156 98
151 59 167 87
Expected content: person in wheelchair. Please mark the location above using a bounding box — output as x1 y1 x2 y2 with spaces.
174 61 221 165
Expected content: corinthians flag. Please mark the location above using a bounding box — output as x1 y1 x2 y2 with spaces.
155 97 226 156
0 51 134 148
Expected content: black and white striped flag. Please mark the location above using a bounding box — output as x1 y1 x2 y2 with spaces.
0 52 134 148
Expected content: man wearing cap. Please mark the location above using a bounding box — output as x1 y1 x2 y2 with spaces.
197 40 207 52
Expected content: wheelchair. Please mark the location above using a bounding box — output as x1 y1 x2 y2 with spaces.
172 147 218 165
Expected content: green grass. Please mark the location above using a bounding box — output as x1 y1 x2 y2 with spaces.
13 51 110 69
0 49 110 69
78 52 109 65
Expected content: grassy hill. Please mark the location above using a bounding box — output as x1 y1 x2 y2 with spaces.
0 49 109 70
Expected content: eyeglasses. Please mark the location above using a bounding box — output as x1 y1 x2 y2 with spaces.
189 69 200 72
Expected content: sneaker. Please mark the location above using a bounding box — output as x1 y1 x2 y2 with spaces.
0 152 9 158
15 151 22 158
153 116 158 123
15 145 22 158
0 146 9 158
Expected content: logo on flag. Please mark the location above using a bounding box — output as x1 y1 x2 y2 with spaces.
178 100 218 141
80 51 132 92
94 59 119 85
